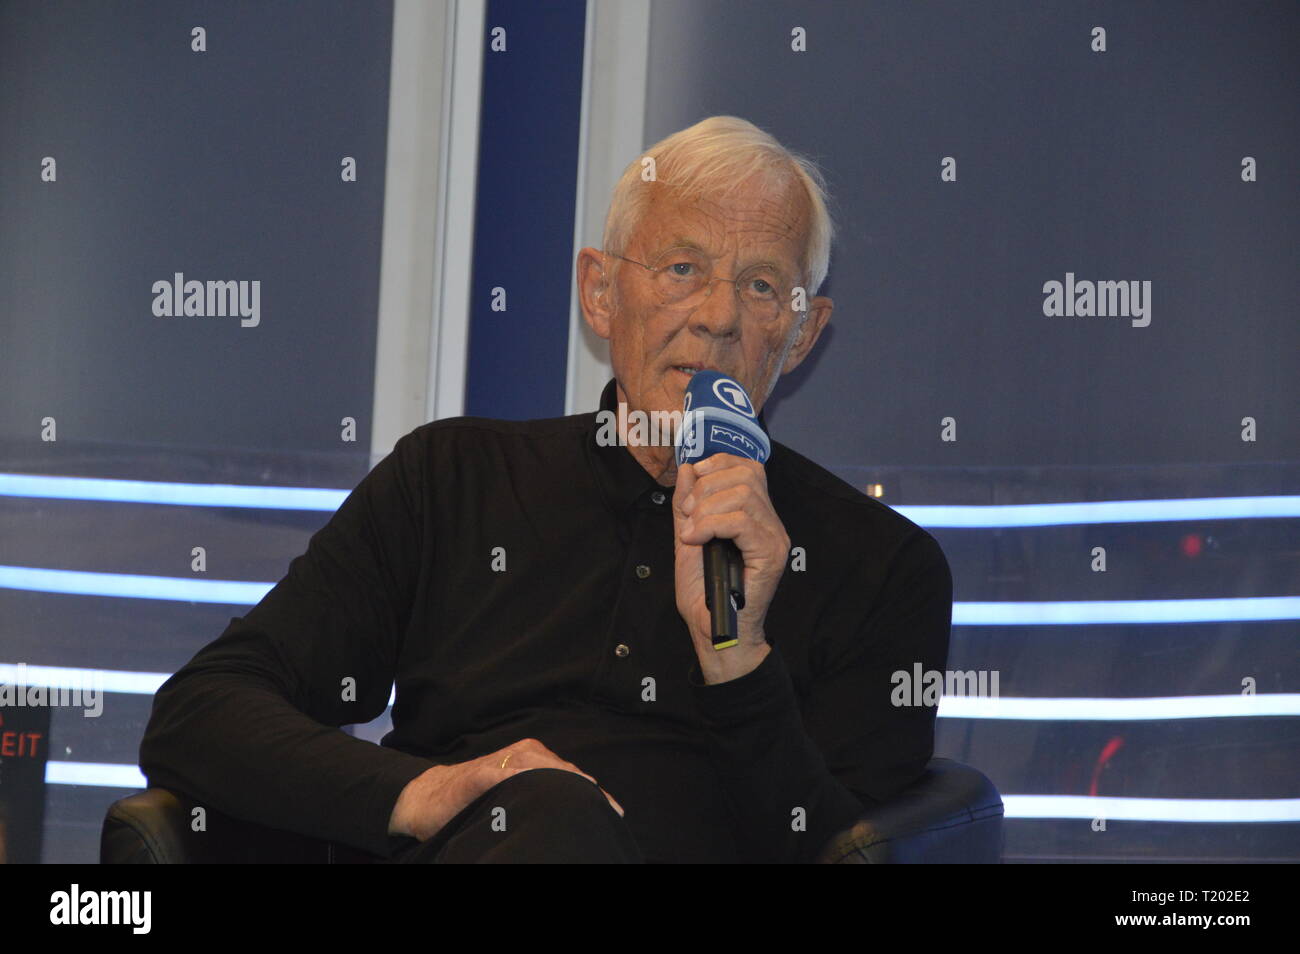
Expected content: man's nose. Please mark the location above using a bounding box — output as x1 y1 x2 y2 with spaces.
688 275 744 337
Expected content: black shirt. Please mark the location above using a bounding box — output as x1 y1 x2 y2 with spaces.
139 378 952 863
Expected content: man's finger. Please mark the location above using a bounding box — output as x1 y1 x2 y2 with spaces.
672 461 696 511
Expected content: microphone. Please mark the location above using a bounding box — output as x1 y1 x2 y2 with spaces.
676 371 771 650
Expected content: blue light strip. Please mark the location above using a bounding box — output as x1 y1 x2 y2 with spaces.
0 565 272 604
893 495 1300 527
953 596 1300 625
0 473 346 511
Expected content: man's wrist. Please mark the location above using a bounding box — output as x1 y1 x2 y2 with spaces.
698 638 771 684
388 769 428 838
389 763 459 841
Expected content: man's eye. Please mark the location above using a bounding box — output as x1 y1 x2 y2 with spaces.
749 278 776 296
667 262 696 277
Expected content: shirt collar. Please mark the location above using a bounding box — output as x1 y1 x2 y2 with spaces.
585 377 772 515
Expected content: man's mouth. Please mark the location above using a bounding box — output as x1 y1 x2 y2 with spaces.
671 363 719 378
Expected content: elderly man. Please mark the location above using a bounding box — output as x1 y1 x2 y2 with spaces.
139 116 951 864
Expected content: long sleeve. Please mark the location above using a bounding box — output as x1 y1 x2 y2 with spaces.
138 428 437 859
689 530 953 863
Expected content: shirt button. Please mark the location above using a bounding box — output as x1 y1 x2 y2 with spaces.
651 491 666 505
614 643 630 657
635 564 651 579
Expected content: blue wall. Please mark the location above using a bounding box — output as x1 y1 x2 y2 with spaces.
465 0 586 419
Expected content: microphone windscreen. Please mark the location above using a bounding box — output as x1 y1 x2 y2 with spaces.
676 371 770 466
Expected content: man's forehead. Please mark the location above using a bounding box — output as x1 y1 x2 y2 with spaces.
635 181 808 266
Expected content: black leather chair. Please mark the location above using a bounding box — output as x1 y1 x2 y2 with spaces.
101 756 1003 863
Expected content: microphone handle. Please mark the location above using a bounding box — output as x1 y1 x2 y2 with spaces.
704 538 744 650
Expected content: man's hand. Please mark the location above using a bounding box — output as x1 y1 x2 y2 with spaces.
388 737 624 842
673 453 788 684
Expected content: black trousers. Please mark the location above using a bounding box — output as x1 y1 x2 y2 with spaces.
388 768 645 863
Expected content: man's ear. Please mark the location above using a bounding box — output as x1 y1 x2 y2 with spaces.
576 247 613 340
781 296 832 374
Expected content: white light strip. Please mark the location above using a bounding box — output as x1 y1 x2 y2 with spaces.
0 473 345 511
953 596 1300 625
41 762 1300 823
6 663 1296 727
937 693 1300 720
5 563 1296 623
1003 795 1300 822
0 662 396 707
5 474 1296 530
0 663 166 695
46 761 148 789
893 495 1300 527
0 565 271 604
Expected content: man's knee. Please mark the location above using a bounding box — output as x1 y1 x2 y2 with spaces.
452 767 642 862
489 768 615 822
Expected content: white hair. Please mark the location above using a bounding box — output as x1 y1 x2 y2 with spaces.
600 116 835 297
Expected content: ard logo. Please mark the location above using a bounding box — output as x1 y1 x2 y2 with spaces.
713 378 754 417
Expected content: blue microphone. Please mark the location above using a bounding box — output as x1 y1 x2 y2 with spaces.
677 371 770 650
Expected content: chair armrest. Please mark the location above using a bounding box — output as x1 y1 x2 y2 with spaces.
816 757 1004 863
101 788 378 863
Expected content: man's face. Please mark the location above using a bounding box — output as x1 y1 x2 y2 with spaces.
591 174 826 422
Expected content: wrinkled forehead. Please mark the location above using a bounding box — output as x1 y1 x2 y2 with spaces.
632 176 810 274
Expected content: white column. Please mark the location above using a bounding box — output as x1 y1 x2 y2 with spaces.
564 0 652 416
371 0 485 466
